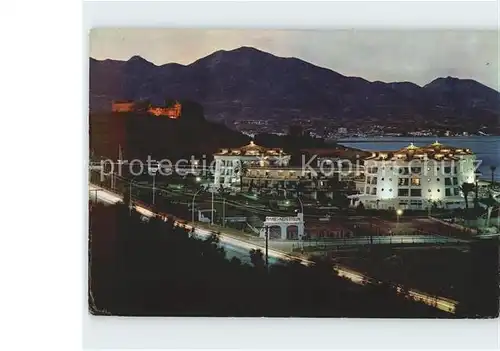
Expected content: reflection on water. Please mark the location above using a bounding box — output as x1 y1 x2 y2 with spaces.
339 136 500 180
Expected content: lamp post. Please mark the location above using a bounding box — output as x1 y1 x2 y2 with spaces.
191 187 205 224
128 175 139 215
219 194 226 227
297 196 304 249
149 166 159 206
211 185 216 225
396 208 403 231
297 195 304 214
265 226 269 270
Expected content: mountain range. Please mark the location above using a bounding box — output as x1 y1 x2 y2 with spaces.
89 46 500 131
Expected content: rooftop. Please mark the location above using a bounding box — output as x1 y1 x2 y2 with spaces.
214 141 286 157
365 141 474 162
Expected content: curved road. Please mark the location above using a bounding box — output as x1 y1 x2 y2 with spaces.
89 183 457 314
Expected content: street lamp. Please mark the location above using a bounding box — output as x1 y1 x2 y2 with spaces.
210 184 216 225
191 187 205 224
217 187 227 227
396 208 403 230
196 176 201 182
297 196 304 214
128 175 140 215
149 166 159 205
297 196 304 249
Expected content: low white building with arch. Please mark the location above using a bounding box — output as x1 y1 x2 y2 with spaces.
259 213 305 240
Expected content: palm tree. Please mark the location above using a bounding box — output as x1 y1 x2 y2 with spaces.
460 182 475 222
482 195 497 227
490 165 496 185
236 162 248 192
474 180 480 210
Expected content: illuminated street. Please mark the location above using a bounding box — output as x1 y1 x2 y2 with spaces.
89 183 458 313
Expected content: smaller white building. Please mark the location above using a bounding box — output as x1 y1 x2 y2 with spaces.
352 141 477 210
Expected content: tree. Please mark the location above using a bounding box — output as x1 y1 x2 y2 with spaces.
235 162 248 192
460 182 475 221
248 179 255 193
474 181 480 210
356 201 365 213
482 195 497 227
249 248 265 269
490 165 496 185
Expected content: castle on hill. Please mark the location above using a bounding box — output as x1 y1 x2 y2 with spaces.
111 100 182 119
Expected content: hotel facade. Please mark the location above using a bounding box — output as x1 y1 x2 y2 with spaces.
353 141 476 210
212 140 477 210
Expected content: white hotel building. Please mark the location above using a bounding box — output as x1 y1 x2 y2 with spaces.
353 141 476 210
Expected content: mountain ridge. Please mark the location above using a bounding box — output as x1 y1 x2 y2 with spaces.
89 50 497 90
89 46 500 132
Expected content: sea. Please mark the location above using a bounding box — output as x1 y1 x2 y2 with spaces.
337 136 500 181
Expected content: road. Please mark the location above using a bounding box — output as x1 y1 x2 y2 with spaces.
88 183 458 314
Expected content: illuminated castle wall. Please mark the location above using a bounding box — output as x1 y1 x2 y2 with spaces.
111 100 182 119
147 102 182 118
111 101 135 113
